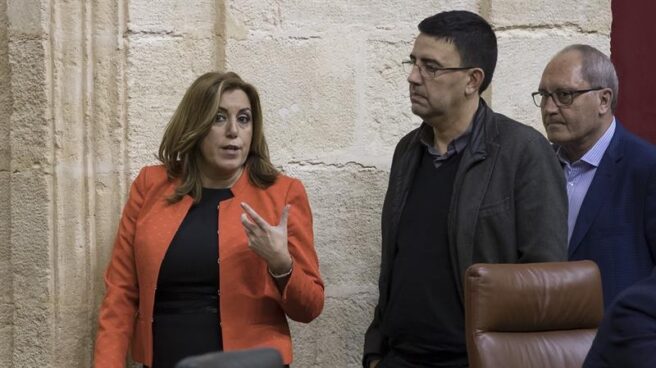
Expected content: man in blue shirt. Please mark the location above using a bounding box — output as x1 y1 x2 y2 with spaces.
535 44 656 306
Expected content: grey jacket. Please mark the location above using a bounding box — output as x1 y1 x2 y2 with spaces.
363 100 568 365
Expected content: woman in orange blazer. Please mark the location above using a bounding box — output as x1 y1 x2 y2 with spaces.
94 71 324 368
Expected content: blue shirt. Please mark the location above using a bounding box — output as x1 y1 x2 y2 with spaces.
557 119 616 244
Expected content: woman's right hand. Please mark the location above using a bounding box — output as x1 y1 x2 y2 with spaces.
240 202 293 275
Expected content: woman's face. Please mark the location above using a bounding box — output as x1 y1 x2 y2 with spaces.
199 88 253 184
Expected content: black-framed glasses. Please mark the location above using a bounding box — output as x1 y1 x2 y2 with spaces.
531 88 604 107
402 59 474 79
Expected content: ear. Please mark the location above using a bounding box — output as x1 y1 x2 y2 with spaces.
598 88 613 115
465 68 485 96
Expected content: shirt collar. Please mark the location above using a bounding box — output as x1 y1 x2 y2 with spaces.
557 117 616 167
419 102 482 156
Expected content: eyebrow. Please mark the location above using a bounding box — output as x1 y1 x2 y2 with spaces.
409 54 443 67
537 87 576 93
217 107 252 114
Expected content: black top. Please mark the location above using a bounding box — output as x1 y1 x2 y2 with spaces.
152 188 233 368
381 148 467 367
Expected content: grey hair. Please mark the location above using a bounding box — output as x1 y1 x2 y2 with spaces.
559 44 619 111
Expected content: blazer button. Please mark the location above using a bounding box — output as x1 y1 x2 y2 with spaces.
217 258 220 264
217 290 221 296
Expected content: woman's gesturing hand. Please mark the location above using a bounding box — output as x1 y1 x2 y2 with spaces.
240 202 293 275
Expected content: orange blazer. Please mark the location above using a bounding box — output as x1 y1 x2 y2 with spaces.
94 165 324 367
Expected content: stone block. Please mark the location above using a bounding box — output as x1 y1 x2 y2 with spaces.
485 0 611 34
283 163 388 287
127 36 216 175
1 0 10 173
228 0 478 33
0 304 11 368
8 39 50 171
291 293 378 367
0 173 11 299
53 305 94 367
6 0 41 37
0 172 10 368
226 35 358 164
365 35 422 152
129 0 216 36
11 301 53 367
10 171 53 304
10 171 54 367
281 163 387 367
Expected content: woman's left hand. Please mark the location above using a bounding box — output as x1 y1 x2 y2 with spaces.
240 202 293 275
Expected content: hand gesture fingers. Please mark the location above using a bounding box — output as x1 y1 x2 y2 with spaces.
240 202 292 274
241 202 274 231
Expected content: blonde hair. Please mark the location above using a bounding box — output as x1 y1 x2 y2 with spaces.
158 71 279 203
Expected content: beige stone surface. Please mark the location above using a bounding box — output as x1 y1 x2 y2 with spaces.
1 1 611 367
484 0 612 33
10 171 54 368
0 13 11 368
225 0 479 168
282 163 387 366
6 0 42 36
229 0 478 33
129 0 216 36
126 35 217 176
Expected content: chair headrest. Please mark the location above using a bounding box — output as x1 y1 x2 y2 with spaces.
175 348 284 368
465 260 603 332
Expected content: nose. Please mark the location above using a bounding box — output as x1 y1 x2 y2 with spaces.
407 64 422 85
225 119 238 137
541 94 559 114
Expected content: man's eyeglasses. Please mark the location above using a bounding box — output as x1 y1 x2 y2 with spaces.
402 59 474 79
531 88 604 107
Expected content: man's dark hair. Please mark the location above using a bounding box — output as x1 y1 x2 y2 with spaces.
419 10 497 93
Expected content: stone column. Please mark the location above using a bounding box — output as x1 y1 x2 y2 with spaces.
0 0 12 366
4 0 129 366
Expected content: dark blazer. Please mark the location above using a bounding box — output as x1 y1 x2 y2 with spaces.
568 122 656 307
583 267 656 368
363 100 568 365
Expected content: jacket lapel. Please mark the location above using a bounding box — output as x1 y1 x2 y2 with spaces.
143 181 194 282
450 103 496 296
388 131 423 254
568 125 625 256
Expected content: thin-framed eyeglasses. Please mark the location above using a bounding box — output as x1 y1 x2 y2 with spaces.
401 59 474 79
531 88 604 108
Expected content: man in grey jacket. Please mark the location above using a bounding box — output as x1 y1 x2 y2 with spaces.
363 10 567 368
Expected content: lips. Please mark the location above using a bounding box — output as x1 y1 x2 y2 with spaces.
222 144 241 151
410 92 425 102
544 121 567 133
545 121 565 127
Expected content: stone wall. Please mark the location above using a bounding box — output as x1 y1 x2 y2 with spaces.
0 1 611 367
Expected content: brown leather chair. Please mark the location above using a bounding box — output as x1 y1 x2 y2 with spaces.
464 261 603 368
